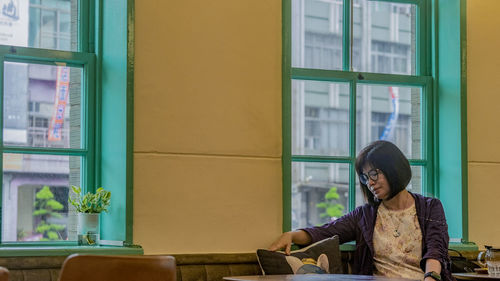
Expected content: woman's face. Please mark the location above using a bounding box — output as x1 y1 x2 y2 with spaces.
362 165 391 200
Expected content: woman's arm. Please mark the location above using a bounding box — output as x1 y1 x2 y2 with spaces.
268 206 362 255
421 198 449 279
302 207 359 244
268 230 312 255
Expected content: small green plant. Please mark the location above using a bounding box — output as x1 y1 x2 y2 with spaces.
33 186 66 241
316 187 344 220
68 186 111 213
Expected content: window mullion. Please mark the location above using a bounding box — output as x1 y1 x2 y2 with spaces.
292 67 430 86
343 0 352 71
292 68 356 82
1 147 86 156
423 78 434 197
292 155 353 163
0 49 94 66
85 55 96 194
370 0 421 4
416 0 425 75
349 80 357 211
282 0 292 233
79 0 91 53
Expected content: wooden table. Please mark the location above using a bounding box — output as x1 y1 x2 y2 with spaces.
224 275 417 281
453 273 500 280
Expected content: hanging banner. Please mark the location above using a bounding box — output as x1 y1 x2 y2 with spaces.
48 66 70 142
0 0 28 46
380 86 399 140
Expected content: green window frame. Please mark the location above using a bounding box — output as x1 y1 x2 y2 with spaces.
0 0 137 252
283 0 468 244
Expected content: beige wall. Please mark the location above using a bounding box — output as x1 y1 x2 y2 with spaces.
467 0 500 248
133 0 282 254
133 0 498 254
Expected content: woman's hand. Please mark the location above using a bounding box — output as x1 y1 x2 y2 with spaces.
268 230 312 255
268 232 293 255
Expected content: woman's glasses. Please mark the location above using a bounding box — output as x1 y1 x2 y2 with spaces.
359 169 379 185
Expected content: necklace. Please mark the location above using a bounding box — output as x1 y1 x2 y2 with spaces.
381 202 405 238
378 194 415 239
392 195 406 238
387 210 402 238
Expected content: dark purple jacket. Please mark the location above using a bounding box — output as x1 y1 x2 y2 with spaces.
301 193 454 281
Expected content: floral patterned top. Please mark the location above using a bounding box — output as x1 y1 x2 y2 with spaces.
372 201 424 280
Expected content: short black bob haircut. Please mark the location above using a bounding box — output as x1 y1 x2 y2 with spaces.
355 140 412 206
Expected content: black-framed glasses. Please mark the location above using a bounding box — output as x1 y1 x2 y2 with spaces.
359 169 380 185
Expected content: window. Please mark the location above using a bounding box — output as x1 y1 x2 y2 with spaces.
0 0 134 248
285 0 432 230
0 0 94 243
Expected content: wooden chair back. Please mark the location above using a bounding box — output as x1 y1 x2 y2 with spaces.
57 254 176 281
0 266 8 281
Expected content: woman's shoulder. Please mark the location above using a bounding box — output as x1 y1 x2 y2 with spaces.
411 192 445 212
411 192 443 204
349 202 378 218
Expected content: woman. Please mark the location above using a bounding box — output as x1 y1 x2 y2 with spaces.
269 141 454 281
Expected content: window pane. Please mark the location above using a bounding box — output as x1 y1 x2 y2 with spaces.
356 84 422 159
1 0 77 51
292 0 343 70
2 153 80 242
292 162 349 229
4 62 82 149
355 166 423 207
292 80 350 156
407 166 422 195
352 0 416 75
355 181 363 207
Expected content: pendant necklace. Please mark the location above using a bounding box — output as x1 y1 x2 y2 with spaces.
386 193 409 238
391 216 402 237
382 204 402 238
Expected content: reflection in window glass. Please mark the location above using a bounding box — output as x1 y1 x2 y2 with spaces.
292 162 349 229
352 0 416 75
356 84 422 160
292 0 343 70
3 62 82 149
1 153 80 242
292 80 350 156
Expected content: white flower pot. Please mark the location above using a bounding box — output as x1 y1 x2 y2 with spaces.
77 213 100 246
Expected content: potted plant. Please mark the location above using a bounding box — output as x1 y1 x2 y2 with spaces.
68 186 111 246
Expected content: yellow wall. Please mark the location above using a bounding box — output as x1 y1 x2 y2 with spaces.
467 0 500 249
133 0 282 254
133 0 499 254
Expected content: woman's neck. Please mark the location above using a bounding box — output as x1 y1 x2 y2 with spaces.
382 190 413 211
